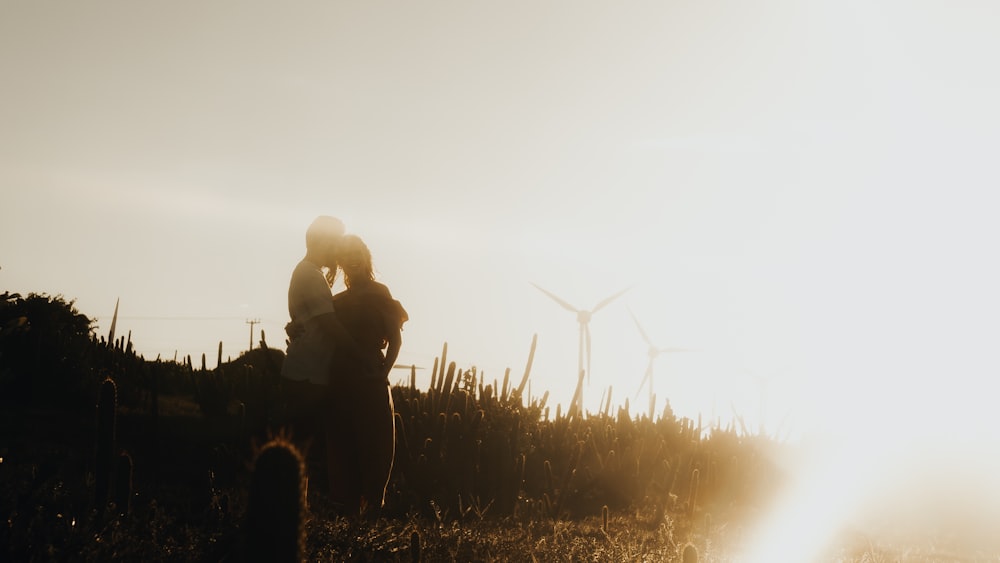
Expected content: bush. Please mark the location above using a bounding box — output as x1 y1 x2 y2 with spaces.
0 291 100 408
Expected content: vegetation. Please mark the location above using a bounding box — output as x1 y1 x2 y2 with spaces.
0 291 949 561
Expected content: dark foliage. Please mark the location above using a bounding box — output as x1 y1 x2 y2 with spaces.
0 291 100 409
0 293 792 561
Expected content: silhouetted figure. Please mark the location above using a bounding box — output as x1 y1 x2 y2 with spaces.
282 215 345 389
325 234 407 517
281 217 366 476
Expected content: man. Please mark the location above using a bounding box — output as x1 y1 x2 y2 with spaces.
282 215 347 387
280 216 367 471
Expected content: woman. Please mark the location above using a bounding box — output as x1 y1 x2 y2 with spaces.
325 234 407 517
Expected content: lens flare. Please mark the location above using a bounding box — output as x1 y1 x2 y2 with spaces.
742 434 883 562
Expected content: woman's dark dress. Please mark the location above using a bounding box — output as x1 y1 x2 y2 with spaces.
325 281 407 514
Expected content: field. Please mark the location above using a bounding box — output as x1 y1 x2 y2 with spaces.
0 292 979 562
0 382 788 562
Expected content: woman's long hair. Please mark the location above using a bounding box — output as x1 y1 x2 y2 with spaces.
338 234 375 289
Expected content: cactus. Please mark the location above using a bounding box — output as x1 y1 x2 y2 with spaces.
688 467 700 518
107 298 119 346
513 333 536 402
114 451 133 515
149 363 159 429
500 368 510 403
440 362 456 411
409 530 421 563
682 543 699 563
237 401 247 436
245 437 306 563
378 344 777 523
95 377 117 507
439 341 447 382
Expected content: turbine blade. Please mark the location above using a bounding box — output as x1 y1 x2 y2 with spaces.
530 282 579 313
634 362 652 400
628 307 655 348
591 286 630 314
585 324 592 386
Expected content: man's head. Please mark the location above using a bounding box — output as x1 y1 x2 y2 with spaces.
305 215 345 267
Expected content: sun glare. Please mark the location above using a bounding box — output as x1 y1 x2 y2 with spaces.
742 435 877 562
742 371 1000 560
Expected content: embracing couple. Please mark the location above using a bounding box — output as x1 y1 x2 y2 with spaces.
280 215 407 518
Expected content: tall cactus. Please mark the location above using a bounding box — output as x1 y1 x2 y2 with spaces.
245 437 306 563
95 377 117 507
513 333 537 402
114 451 133 515
687 467 700 518
409 530 421 563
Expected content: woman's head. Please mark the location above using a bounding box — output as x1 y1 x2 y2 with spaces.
337 234 374 288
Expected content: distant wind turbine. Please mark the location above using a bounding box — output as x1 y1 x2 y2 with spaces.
629 308 689 419
531 283 628 417
744 368 775 437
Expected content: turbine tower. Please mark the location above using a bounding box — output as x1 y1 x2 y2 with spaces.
630 309 688 419
531 283 628 417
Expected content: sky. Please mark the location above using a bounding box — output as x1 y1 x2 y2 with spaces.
3 0 1000 553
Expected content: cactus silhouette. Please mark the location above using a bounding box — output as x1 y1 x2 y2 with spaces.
245 437 306 563
114 451 133 515
409 530 421 563
688 467 700 518
95 377 117 507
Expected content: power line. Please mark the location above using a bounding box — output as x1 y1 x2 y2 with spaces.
93 316 283 323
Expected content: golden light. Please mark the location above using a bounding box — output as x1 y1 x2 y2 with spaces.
742 435 879 562
743 373 1000 560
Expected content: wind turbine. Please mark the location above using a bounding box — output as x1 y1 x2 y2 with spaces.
531 283 628 417
743 368 780 437
629 309 689 419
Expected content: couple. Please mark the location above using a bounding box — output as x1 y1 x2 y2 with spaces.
281 215 407 518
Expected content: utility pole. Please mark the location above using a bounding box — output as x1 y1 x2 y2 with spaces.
246 318 261 351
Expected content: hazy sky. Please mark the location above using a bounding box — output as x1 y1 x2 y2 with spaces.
4 0 999 413
3 1 1000 546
